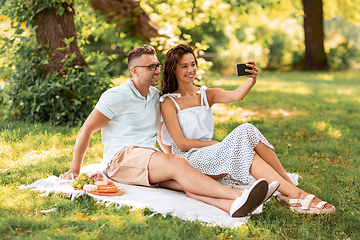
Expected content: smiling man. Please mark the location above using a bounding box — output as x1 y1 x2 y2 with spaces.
61 45 268 218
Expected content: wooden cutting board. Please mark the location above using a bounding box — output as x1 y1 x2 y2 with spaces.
76 187 125 196
88 187 125 196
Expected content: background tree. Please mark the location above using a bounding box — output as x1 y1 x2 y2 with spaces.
90 0 162 42
0 0 162 125
302 0 328 70
33 0 162 76
33 2 87 75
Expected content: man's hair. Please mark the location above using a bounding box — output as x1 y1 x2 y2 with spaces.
127 45 156 66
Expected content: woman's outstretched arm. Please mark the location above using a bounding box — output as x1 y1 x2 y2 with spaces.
207 61 258 106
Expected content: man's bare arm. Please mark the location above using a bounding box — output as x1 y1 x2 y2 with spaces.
62 109 110 179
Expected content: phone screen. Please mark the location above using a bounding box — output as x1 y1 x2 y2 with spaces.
236 63 252 76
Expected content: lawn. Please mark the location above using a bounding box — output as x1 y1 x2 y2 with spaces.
0 70 359 239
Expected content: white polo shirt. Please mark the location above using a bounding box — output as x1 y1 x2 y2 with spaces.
95 79 161 170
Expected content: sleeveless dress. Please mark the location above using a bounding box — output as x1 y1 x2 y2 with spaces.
160 86 274 185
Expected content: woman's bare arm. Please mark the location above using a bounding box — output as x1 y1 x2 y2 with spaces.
161 98 218 152
207 61 258 106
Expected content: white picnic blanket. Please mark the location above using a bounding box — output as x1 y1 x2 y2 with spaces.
20 163 302 228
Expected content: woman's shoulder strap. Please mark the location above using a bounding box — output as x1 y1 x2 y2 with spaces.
159 93 182 111
198 86 210 109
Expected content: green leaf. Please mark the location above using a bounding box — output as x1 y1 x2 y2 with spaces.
64 37 74 45
15 28 24 35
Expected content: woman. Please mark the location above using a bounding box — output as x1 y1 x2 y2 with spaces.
159 44 335 214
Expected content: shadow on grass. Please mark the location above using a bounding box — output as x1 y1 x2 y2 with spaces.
0 120 76 143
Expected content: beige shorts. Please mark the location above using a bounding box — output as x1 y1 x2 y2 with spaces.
106 145 157 187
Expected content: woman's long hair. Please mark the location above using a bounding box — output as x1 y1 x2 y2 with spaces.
161 44 198 94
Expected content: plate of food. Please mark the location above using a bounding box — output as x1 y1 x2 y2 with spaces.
70 173 125 196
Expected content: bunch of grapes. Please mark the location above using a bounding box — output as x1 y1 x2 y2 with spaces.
72 173 94 189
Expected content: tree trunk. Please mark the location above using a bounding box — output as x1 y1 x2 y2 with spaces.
302 0 328 70
90 0 162 42
33 2 87 75
32 0 162 76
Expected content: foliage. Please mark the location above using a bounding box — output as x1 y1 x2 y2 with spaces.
142 0 360 73
1 71 360 239
327 41 360 70
73 0 146 77
141 0 305 72
73 0 211 78
324 17 360 70
324 0 360 24
1 0 73 23
1 0 360 126
0 34 111 126
0 0 212 126
0 0 112 126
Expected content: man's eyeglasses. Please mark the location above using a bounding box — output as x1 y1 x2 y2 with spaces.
134 63 162 71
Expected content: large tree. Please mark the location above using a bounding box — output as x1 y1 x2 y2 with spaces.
90 0 161 42
0 0 162 125
33 2 87 75
302 0 328 70
33 0 161 75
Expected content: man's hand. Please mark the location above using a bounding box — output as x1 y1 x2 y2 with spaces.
62 109 110 181
59 170 79 180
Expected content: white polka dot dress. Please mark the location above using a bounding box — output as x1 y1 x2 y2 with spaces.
160 86 274 186
172 123 274 185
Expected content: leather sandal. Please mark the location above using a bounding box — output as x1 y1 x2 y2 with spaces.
289 194 336 214
276 193 290 204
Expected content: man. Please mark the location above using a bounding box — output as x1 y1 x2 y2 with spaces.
61 45 269 217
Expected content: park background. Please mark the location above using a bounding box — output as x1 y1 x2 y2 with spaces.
0 0 359 239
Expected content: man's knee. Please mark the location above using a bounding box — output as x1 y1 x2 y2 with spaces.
150 152 188 170
165 154 189 168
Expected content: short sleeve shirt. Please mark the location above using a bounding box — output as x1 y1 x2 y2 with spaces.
95 79 161 170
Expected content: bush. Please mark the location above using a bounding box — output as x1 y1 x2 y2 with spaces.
327 41 360 70
0 35 111 126
0 1 112 126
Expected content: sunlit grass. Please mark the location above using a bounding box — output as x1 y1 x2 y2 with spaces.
0 70 359 239
212 104 298 123
210 70 360 239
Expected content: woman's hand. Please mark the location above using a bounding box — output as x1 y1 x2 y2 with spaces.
208 60 259 105
245 60 258 83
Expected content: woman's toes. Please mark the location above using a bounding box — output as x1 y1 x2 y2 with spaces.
324 203 333 209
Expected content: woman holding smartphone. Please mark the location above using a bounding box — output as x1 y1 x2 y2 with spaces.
158 44 335 215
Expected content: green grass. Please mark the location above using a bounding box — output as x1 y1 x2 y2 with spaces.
1 70 360 239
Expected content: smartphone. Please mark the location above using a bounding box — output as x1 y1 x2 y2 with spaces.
236 63 252 76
